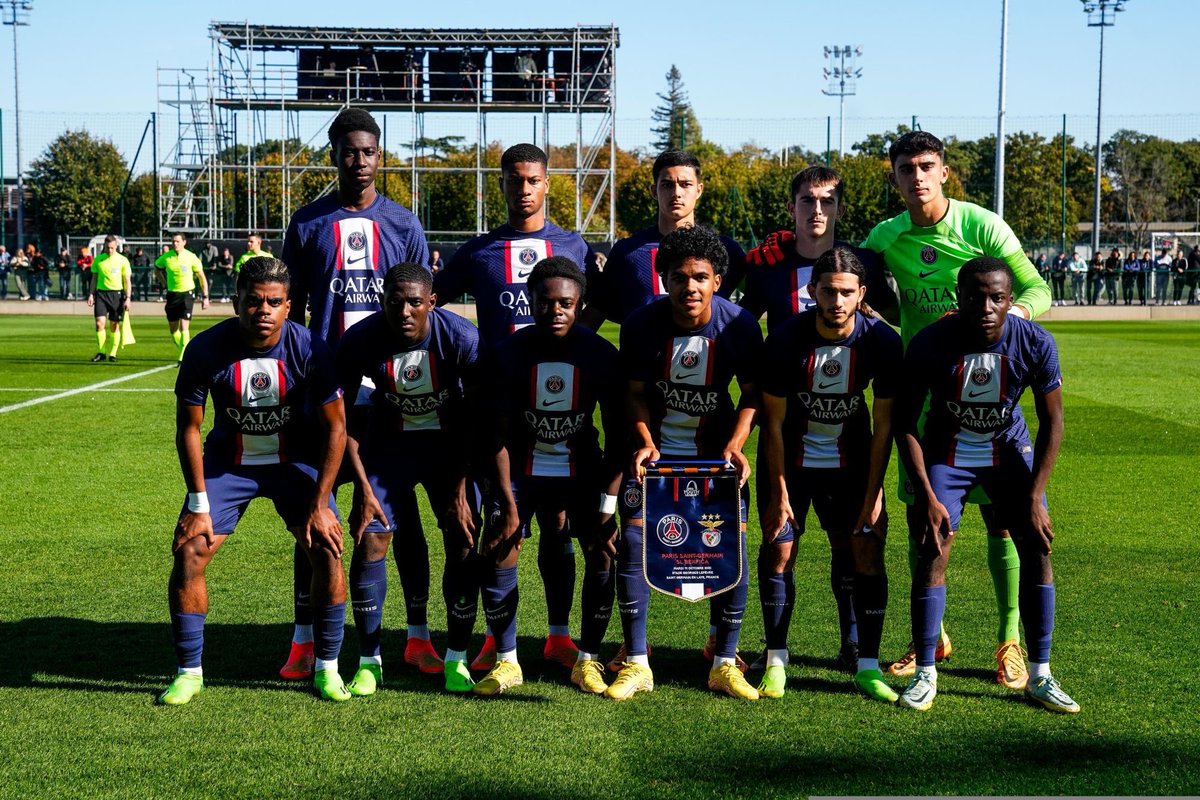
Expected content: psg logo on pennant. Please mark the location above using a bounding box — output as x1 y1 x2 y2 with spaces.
920 245 938 265
348 231 367 251
642 460 743 603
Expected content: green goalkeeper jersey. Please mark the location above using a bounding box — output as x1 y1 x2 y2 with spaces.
861 198 1050 346
233 250 266 273
91 252 130 292
155 248 204 293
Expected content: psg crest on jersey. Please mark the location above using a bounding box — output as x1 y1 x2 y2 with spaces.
403 364 422 381
519 247 539 266
920 245 938 265
348 231 367 251
641 460 743 603
249 371 272 393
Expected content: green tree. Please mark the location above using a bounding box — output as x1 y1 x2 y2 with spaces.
1103 130 1188 246
27 130 128 238
120 173 157 238
651 66 704 152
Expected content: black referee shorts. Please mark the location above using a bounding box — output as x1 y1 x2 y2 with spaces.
165 291 195 322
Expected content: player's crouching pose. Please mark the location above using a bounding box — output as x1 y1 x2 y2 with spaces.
610 225 763 701
895 257 1078 714
335 263 484 695
158 257 349 706
472 257 625 697
757 247 903 702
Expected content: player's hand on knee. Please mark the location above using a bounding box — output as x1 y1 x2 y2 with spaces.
351 492 388 546
174 512 214 552
920 502 952 555
1029 504 1054 554
306 506 344 558
762 499 794 544
592 513 619 558
446 493 479 548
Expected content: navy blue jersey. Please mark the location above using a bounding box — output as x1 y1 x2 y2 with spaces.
620 295 762 458
283 193 430 347
433 222 594 345
740 241 893 334
176 319 342 467
586 225 747 324
903 314 1062 468
335 307 481 440
490 325 621 478
761 310 903 469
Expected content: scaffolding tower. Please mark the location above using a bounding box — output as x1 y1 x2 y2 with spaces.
157 22 619 243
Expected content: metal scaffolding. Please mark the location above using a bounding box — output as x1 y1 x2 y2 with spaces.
157 22 619 242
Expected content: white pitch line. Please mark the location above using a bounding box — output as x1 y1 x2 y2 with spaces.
0 387 171 393
0 364 176 414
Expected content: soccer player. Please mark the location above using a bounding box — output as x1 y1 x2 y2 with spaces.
609 225 763 701
862 131 1051 689
757 247 903 702
279 107 432 681
894 257 1077 714
335 263 484 695
471 256 624 696
86 235 131 362
154 232 211 363
742 165 896 334
157 257 350 705
235 232 269 274
581 149 746 327
433 143 595 670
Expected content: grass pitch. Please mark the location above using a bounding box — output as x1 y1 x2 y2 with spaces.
0 316 1197 798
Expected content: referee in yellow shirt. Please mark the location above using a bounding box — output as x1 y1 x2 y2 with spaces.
155 232 211 362
86 234 132 362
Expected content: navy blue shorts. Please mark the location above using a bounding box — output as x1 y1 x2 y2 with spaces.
181 461 340 534
486 476 596 539
358 441 479 534
925 444 1046 534
773 464 869 543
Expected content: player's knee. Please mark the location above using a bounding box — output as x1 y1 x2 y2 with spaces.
359 532 391 561
174 538 215 575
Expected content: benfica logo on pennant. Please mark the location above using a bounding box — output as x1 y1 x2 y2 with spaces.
642 460 743 603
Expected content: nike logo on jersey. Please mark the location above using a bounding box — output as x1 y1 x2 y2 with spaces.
967 389 990 398
673 373 696 382
347 255 368 265
817 380 839 390
918 269 939 279
541 398 566 407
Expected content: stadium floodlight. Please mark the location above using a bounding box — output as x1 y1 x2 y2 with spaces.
994 0 1009 219
2 0 31 252
1082 0 1129 253
821 45 862 157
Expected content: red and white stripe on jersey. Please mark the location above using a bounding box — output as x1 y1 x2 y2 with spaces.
526 361 578 477
504 238 552 334
660 335 714 457
790 268 813 315
233 357 288 465
948 352 1007 468
799 344 855 468
646 247 664 296
332 217 380 272
385 349 442 431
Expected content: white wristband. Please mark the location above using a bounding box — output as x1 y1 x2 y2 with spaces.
187 491 210 513
599 493 618 515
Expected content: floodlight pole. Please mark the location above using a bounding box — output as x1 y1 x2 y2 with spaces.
3 0 31 253
994 0 1009 219
1083 0 1128 253
822 45 862 157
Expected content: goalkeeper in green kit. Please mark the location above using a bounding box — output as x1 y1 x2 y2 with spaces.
861 131 1051 690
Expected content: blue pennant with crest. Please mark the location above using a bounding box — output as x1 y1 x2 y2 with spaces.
641 460 743 602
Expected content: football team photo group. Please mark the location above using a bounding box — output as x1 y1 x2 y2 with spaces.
152 107 1079 717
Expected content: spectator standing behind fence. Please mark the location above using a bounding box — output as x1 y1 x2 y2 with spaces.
0 245 10 300
1137 250 1151 306
1171 248 1187 306
1069 250 1088 305
11 247 29 300
1187 246 1200 305
218 248 234 302
1103 247 1121 305
28 244 50 302
1050 252 1067 307
55 248 72 300
1153 249 1171 306
1120 249 1138 306
429 249 443 274
1084 251 1102 305
1034 252 1049 285
131 247 153 301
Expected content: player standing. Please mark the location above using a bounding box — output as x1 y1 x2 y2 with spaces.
155 232 211 364
434 143 595 670
894 257 1077 714
279 107 432 681
86 235 131 363
862 131 1051 688
757 247 903 701
157 257 349 705
581 149 745 328
235 233 270 275
335 263 484 695
609 225 763 701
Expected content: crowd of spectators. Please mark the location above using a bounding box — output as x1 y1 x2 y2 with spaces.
1032 245 1200 307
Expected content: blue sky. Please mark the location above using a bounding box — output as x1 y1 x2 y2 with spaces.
1 0 1196 166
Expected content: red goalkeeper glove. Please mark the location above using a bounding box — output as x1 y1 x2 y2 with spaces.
747 230 795 267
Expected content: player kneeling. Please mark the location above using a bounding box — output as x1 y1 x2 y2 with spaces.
757 247 903 701
335 263 484 695
158 257 350 705
895 257 1078 714
472 257 625 697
